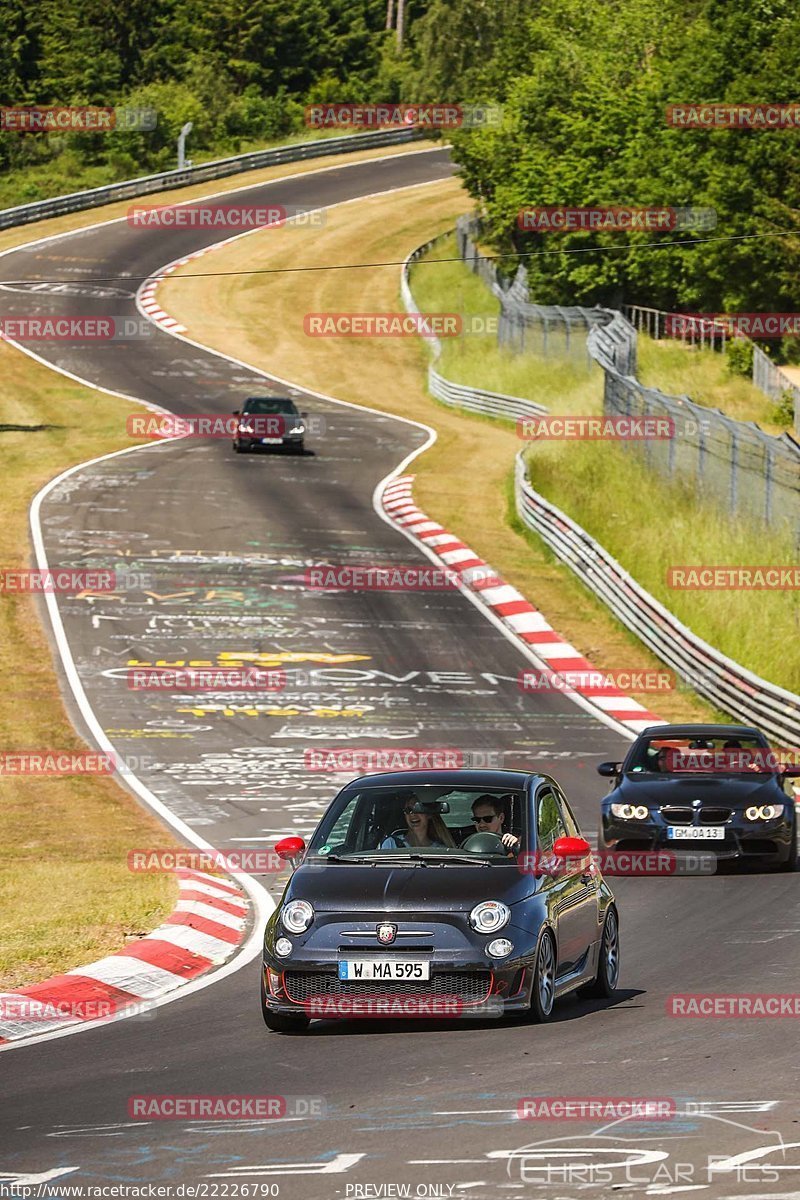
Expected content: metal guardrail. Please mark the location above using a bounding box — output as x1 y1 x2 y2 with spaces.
401 236 548 421
0 128 422 230
456 216 800 535
514 454 800 745
403 223 800 740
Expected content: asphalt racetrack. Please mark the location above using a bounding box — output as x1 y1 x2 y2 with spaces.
2 145 799 1199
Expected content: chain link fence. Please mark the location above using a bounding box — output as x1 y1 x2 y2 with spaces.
456 217 610 368
456 216 800 537
402 235 547 420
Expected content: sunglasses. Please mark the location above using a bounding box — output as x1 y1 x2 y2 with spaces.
473 813 497 823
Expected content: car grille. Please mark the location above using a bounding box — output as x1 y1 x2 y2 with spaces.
660 806 693 824
660 806 732 824
283 970 492 1005
698 808 732 824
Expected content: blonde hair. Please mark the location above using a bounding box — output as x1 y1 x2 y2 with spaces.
426 811 455 847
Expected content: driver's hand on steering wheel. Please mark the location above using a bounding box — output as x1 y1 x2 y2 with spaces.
501 832 520 851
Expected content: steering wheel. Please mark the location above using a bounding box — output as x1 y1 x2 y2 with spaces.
460 831 506 854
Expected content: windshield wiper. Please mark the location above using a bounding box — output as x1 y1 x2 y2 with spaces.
320 853 383 864
407 853 493 866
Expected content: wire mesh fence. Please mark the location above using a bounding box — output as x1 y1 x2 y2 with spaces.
455 216 800 537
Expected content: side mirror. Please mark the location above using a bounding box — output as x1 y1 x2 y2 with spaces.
552 836 593 875
301 410 309 418
274 836 306 867
232 409 240 416
597 761 622 778
552 835 592 860
525 836 593 879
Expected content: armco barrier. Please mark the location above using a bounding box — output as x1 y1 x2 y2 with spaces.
514 454 800 745
401 237 548 420
403 227 800 743
457 216 800 536
0 129 422 231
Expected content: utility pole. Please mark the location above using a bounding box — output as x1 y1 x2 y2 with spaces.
177 121 193 170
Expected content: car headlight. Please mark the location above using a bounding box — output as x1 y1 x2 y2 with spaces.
469 900 510 933
287 424 305 435
281 899 314 933
611 803 649 820
275 937 293 957
238 423 254 433
745 804 784 821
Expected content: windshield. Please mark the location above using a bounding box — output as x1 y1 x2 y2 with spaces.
243 397 299 414
625 735 777 776
306 785 526 862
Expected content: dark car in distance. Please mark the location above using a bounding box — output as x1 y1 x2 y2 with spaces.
260 769 620 1032
598 723 799 870
232 395 306 454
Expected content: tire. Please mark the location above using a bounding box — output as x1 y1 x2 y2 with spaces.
234 442 246 454
527 929 557 1023
260 975 310 1033
579 907 620 999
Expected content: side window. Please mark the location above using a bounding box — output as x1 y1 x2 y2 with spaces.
536 788 567 854
555 790 581 839
324 797 360 850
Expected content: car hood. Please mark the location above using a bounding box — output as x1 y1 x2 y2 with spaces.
285 862 535 912
614 774 784 804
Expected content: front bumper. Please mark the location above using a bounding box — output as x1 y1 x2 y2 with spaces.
602 811 795 863
262 915 540 1019
261 962 531 1019
237 433 304 450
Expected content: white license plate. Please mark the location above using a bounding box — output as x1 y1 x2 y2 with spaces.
261 437 283 444
338 959 430 981
668 826 725 840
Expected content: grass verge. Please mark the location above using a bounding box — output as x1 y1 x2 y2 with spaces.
637 337 794 433
0 344 180 989
159 182 723 726
411 241 799 694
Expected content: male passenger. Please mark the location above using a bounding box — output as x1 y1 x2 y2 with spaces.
470 795 520 856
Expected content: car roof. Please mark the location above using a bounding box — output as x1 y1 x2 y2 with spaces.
338 769 543 790
636 723 765 740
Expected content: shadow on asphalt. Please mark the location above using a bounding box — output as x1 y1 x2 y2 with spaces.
284 989 647 1038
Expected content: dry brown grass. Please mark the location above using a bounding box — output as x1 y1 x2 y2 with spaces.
0 343 180 988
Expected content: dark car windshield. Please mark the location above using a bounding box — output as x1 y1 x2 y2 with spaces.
625 735 778 776
243 397 299 414
306 785 526 863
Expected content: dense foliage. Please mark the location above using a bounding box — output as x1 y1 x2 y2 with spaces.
0 0 405 194
414 0 800 322
1 0 798 329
